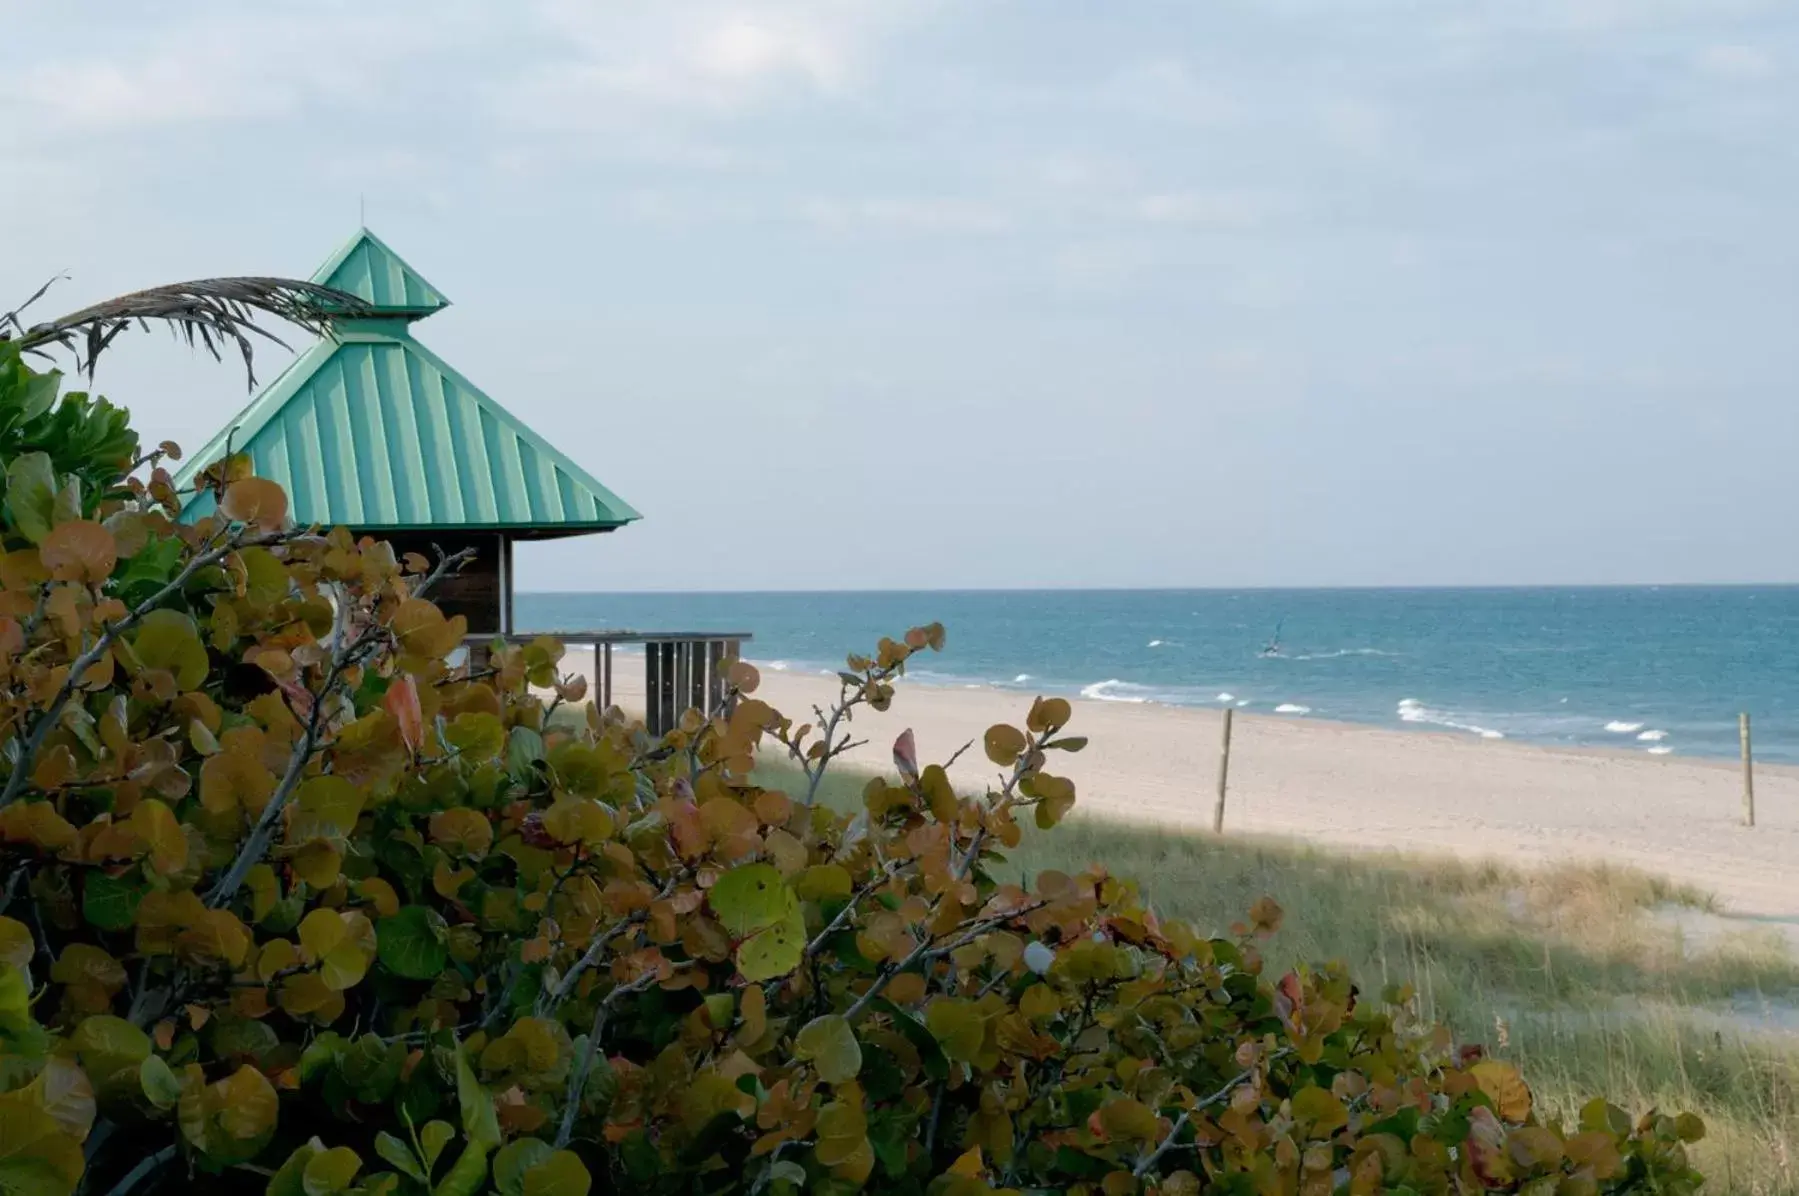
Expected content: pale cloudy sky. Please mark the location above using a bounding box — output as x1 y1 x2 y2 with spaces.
3 1 1796 590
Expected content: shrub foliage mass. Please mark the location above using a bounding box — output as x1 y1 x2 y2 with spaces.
0 346 1703 1195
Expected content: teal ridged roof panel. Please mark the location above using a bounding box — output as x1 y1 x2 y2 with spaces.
174 325 641 532
311 227 450 316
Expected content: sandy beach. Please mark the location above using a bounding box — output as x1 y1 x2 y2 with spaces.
581 651 1798 924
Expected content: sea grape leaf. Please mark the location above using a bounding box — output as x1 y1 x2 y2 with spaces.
377 906 449 980
455 1044 501 1151
795 1014 862 1084
493 1139 553 1196
82 874 145 932
709 863 791 939
735 904 806 983
521 1151 590 1196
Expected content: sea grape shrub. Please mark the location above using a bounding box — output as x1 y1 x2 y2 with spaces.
0 347 1703 1196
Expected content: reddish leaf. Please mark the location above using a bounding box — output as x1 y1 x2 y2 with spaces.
892 729 919 785
384 675 423 755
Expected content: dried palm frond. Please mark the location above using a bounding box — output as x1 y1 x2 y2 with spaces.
1 276 371 387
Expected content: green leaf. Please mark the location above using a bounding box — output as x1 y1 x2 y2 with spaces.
0 1095 84 1196
302 1145 362 1196
767 1159 807 1188
71 1015 151 1077
5 452 57 543
0 965 30 1037
925 998 985 1063
506 727 545 777
432 1143 488 1196
709 863 792 938
521 1152 591 1196
377 906 449 980
374 1132 425 1184
19 370 60 423
419 1120 455 1171
267 1141 318 1196
133 609 209 691
455 1044 501 1151
735 903 806 984
794 1015 862 1085
139 1055 182 1110
867 999 949 1082
493 1139 553 1196
51 478 80 526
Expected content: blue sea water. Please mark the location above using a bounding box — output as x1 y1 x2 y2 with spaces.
514 588 1799 763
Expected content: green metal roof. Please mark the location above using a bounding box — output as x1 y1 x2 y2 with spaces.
174 230 640 535
311 227 450 316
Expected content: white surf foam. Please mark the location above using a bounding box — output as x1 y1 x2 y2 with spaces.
1146 639 1164 648
1215 692 1235 702
1081 679 1150 704
1647 745 1673 755
1397 698 1505 740
765 660 790 672
1605 721 1644 734
1236 699 1250 707
1274 703 1311 715
1012 674 1032 684
1286 648 1397 661
1637 729 1667 742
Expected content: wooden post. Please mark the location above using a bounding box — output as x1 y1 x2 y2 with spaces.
1741 712 1755 827
1213 707 1234 833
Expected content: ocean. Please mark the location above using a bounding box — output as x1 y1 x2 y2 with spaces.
514 588 1799 764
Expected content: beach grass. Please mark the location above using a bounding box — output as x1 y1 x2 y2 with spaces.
758 758 1799 1193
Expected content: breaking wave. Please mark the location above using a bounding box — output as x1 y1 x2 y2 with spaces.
1274 703 1312 715
1637 729 1667 742
1284 648 1398 661
1605 721 1644 734
1216 692 1235 702
1397 698 1506 740
1081 679 1152 704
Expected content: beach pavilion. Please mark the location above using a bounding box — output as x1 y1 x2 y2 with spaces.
173 227 748 733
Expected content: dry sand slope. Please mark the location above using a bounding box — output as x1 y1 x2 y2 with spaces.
576 650 1798 924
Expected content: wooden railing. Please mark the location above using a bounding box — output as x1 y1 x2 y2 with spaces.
467 631 752 736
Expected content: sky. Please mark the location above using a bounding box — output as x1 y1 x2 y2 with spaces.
3 0 1797 591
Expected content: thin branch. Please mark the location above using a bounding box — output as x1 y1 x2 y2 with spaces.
803 862 909 960
203 548 472 908
1133 1056 1286 1177
535 890 668 1016
0 527 281 809
105 1143 177 1196
844 900 1049 1024
553 965 666 1149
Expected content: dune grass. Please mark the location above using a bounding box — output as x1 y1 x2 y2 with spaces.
759 758 1799 1193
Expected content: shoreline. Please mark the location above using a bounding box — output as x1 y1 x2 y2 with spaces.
594 646 1790 772
566 647 1799 924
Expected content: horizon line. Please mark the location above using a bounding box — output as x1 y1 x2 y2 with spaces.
513 582 1799 597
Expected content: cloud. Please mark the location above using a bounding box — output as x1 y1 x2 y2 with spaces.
1132 191 1281 229
506 0 917 122
0 4 492 136
1101 59 1237 126
1318 98 1390 157
1697 43 1775 80
801 197 1010 234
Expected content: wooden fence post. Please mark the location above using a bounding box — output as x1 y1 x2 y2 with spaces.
1213 707 1234 833
1741 712 1755 828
